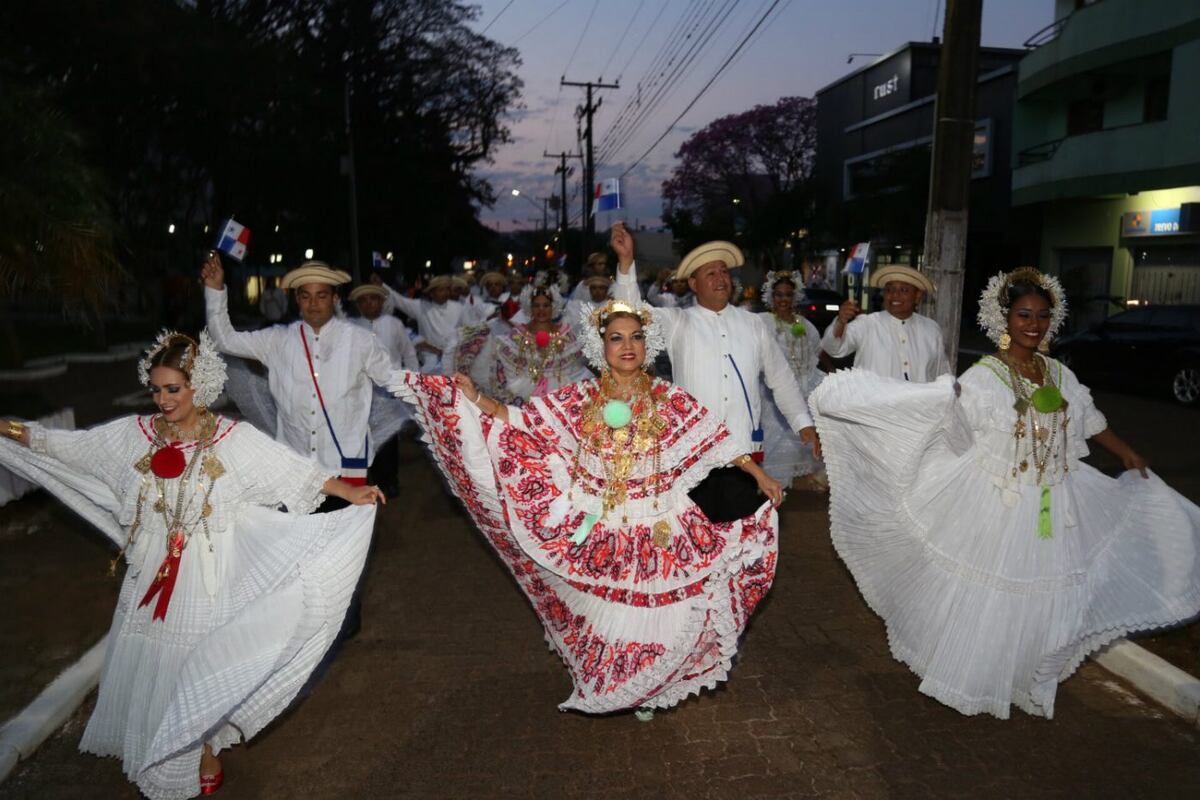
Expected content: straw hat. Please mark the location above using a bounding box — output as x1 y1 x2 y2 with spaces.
348 285 388 302
869 264 935 294
480 271 506 288
675 240 744 280
585 275 612 288
281 261 351 289
426 275 453 291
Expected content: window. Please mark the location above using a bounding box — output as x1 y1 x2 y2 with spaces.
1067 97 1104 135
1150 307 1200 331
1144 76 1169 122
1104 308 1154 329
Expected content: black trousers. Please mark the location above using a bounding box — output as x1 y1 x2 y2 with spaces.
688 466 762 524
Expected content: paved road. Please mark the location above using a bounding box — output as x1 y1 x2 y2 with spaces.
4 428 1200 799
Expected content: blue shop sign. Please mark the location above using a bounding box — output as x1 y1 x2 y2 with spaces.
1121 207 1181 237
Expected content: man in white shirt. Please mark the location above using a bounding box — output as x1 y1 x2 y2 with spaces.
202 255 394 488
383 275 488 372
820 264 949 382
611 223 819 521
349 284 419 371
569 252 610 301
563 276 611 328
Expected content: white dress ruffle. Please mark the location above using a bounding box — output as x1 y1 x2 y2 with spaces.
810 361 1200 719
0 416 375 800
758 313 824 483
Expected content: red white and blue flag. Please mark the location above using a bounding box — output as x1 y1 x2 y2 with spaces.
372 251 391 269
843 242 870 275
215 218 251 262
593 178 622 214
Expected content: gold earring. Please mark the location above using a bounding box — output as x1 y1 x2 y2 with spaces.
998 333 1011 351
1038 337 1050 354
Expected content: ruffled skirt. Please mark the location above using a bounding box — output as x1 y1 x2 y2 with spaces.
82 505 374 799
395 373 777 713
810 370 1200 719
761 371 824 484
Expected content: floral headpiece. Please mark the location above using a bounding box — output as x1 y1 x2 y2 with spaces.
137 329 227 408
519 281 566 318
760 271 800 306
977 268 1068 346
579 300 665 371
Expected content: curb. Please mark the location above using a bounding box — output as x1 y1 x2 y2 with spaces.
0 635 107 784
1094 639 1200 726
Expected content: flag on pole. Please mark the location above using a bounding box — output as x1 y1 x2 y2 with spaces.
593 178 622 214
372 251 391 269
215 218 251 262
843 242 870 274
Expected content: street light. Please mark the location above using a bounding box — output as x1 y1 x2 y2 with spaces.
305 248 314 259
167 223 176 234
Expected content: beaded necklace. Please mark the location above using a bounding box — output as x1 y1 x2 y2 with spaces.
567 372 672 546
772 313 813 376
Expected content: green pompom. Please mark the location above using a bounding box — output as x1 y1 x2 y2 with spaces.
603 400 633 429
1030 385 1064 414
791 321 807 337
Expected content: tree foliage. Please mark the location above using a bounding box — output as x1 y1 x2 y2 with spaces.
0 0 523 305
661 96 816 257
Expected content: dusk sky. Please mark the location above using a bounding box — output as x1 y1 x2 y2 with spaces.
469 0 1054 233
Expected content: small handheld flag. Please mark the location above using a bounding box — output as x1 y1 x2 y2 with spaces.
372 251 391 269
593 178 622 214
843 242 869 275
215 218 251 262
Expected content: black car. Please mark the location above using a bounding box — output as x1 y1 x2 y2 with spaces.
1052 304 1200 406
798 288 846 334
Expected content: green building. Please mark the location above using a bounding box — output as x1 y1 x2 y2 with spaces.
1013 0 1200 331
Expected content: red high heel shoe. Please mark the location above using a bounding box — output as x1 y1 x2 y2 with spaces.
200 769 224 795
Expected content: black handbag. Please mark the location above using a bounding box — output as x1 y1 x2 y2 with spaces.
688 466 762 523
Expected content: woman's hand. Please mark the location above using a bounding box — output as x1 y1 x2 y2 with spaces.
1 419 31 447
1122 451 1150 479
200 251 225 290
415 341 442 356
323 477 386 505
755 472 785 507
454 372 479 402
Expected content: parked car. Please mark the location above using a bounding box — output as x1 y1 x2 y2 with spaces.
1051 304 1200 406
798 288 845 334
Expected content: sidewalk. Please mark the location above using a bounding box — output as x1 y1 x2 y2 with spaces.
4 444 1199 799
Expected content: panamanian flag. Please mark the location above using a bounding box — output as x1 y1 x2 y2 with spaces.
372 251 391 269
594 178 622 213
215 218 251 262
843 242 869 275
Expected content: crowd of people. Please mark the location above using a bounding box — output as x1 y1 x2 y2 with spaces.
2 222 1200 799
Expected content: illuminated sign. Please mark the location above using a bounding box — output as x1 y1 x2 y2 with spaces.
1121 207 1182 237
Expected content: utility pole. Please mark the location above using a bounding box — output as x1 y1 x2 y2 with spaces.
562 78 619 253
544 150 582 233
923 0 982 372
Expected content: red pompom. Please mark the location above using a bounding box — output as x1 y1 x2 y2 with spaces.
535 330 551 348
150 445 186 479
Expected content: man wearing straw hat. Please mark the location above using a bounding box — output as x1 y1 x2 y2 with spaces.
378 274 489 372
202 255 394 491
611 222 819 522
820 264 949 382
569 251 610 301
349 284 419 371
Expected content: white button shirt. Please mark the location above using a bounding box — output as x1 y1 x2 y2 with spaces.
384 285 488 370
614 264 813 454
351 313 419 371
205 287 394 470
820 310 949 382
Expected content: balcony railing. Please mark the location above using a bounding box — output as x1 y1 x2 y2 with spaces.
1016 138 1064 166
1023 17 1068 49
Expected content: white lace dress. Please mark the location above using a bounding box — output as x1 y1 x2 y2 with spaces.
810 358 1200 719
0 415 375 799
758 312 824 483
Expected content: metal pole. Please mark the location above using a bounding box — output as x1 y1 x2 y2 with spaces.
561 79 618 254
922 0 982 373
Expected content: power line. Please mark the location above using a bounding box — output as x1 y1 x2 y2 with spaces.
511 0 569 45
595 0 724 162
598 0 646 80
561 0 602 81
620 0 785 177
600 0 743 166
481 0 516 35
615 0 674 81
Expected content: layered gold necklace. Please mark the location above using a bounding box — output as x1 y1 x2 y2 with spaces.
568 372 672 546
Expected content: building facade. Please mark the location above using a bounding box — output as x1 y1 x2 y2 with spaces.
1012 0 1200 330
813 41 1027 307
